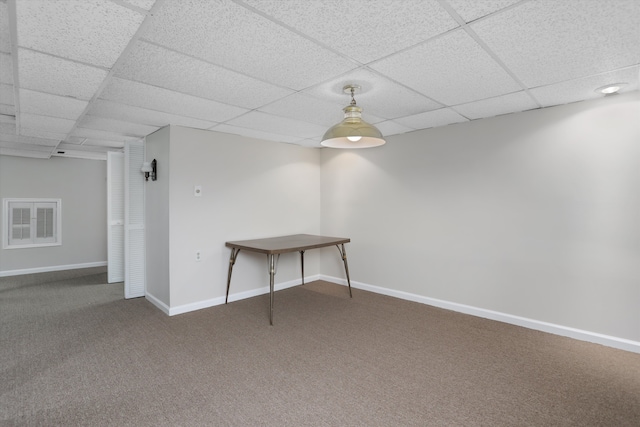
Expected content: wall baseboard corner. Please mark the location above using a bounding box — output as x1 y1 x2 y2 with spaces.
145 292 170 315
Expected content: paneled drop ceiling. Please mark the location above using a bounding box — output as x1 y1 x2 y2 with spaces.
0 0 639 160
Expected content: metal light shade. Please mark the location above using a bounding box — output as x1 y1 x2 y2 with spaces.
321 85 386 149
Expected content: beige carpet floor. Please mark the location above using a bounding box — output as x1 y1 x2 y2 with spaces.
1 269 639 426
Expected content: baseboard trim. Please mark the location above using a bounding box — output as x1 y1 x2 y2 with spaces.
165 274 321 316
320 275 640 354
0 261 108 277
145 292 170 315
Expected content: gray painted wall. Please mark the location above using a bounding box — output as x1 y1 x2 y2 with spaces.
144 126 171 306
0 156 108 272
320 91 640 342
144 126 322 312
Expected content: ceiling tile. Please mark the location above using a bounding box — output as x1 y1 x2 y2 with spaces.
0 122 15 134
370 29 521 105
121 0 157 11
63 136 126 149
224 111 327 139
0 52 13 84
115 41 293 109
100 77 247 122
395 108 468 129
243 0 458 64
16 0 144 68
143 0 356 90
213 124 302 144
295 139 322 148
0 140 55 152
0 148 52 158
257 92 347 128
446 0 520 23
0 109 14 123
20 90 88 120
56 142 114 153
20 113 75 134
1 83 14 106
0 1 10 53
18 49 108 100
19 128 68 141
453 91 539 120
303 68 442 119
71 127 139 144
375 120 416 137
64 136 85 145
88 99 217 129
0 104 14 116
0 104 16 117
78 115 157 137
530 66 640 107
471 0 640 87
0 132 60 146
73 138 127 148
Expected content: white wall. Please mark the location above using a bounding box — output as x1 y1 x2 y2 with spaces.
144 126 171 305
0 156 108 273
321 91 640 343
144 126 321 313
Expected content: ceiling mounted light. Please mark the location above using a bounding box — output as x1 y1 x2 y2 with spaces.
595 83 627 95
321 85 385 149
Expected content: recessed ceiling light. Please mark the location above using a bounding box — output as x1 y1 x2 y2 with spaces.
595 83 627 94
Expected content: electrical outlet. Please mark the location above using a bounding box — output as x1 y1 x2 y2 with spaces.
195 250 201 262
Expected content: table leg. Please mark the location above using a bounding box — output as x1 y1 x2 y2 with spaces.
337 244 352 298
225 248 241 304
268 254 275 325
300 250 305 285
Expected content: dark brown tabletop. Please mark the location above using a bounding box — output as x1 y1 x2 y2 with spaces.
225 234 350 255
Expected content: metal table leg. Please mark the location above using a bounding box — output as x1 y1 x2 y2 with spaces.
337 244 352 298
225 248 240 304
300 250 305 285
268 254 275 325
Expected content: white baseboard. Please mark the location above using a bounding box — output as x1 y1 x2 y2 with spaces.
145 291 170 315
0 261 107 277
320 275 640 354
164 274 320 316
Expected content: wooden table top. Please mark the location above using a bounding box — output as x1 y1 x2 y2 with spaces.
225 234 350 254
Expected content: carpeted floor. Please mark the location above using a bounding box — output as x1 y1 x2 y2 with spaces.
1 269 639 426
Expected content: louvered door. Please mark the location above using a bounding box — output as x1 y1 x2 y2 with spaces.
107 152 125 283
124 141 146 299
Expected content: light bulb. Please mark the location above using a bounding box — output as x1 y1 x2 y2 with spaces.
347 136 362 142
601 86 620 94
595 83 626 94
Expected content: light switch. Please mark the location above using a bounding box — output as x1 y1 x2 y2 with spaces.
194 185 202 197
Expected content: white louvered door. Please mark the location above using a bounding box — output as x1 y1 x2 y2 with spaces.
107 152 125 283
124 141 146 299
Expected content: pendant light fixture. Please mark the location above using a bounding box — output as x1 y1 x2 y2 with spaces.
321 85 386 148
